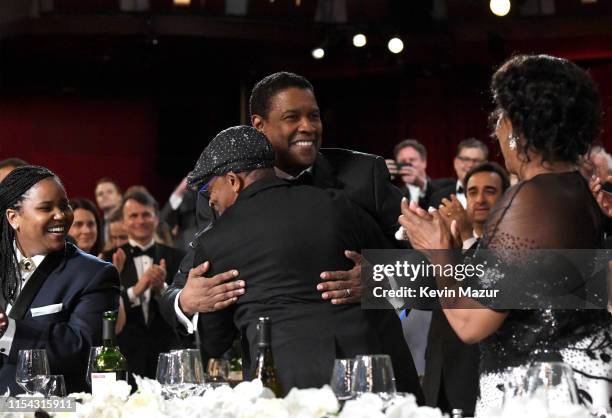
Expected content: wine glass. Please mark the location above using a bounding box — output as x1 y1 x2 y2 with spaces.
206 358 230 389
86 346 103 388
351 354 396 400
165 349 205 398
525 362 579 408
156 352 171 398
15 349 50 394
41 375 66 397
330 358 355 401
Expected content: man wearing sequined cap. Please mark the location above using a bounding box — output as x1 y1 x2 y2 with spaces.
160 72 423 400
174 125 420 395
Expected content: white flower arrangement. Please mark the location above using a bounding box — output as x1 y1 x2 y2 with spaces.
1 377 449 418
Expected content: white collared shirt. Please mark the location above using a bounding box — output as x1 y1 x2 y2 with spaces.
406 179 428 204
0 245 47 357
126 238 156 324
456 180 467 208
462 230 483 251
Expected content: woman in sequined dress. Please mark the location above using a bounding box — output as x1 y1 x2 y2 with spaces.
400 54 612 415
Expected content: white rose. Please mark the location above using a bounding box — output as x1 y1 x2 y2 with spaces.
283 385 339 418
339 394 385 418
239 397 288 418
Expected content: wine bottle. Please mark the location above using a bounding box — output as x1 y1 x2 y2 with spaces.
91 310 128 395
253 317 283 397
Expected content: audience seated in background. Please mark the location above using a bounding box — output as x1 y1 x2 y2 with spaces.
95 177 123 242
430 138 489 208
0 158 28 182
68 198 104 255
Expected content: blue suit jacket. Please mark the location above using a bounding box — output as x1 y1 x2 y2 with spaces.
0 243 120 394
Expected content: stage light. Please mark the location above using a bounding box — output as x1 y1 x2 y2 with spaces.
490 0 511 16
312 48 325 59
387 37 404 54
352 33 367 48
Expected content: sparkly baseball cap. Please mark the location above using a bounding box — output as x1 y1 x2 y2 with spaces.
187 125 276 190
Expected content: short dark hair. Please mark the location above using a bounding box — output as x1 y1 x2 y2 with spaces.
69 197 103 255
249 72 315 119
457 138 489 160
108 208 124 223
491 54 601 165
464 161 510 193
394 139 427 160
95 177 122 194
0 158 28 170
121 189 159 215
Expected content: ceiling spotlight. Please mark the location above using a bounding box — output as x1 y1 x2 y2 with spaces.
352 33 367 48
490 0 511 16
174 0 191 5
387 37 404 54
312 48 325 59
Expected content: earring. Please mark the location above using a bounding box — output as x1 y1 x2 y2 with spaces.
508 134 518 150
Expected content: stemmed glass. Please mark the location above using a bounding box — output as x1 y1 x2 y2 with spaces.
351 354 396 401
41 375 66 397
156 352 171 399
330 358 355 402
165 349 205 399
525 362 579 408
206 358 230 388
15 349 50 394
86 346 103 389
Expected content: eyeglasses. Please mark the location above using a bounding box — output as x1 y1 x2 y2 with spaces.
456 156 485 164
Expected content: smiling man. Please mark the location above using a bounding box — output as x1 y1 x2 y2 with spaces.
160 72 423 400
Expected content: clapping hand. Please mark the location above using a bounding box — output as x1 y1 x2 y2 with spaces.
590 175 612 218
438 194 472 245
399 198 457 251
134 259 167 296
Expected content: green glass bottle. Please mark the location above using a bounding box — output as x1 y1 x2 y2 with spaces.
253 317 283 397
91 311 128 394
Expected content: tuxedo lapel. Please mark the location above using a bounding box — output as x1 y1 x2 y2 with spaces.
120 249 139 289
8 245 72 320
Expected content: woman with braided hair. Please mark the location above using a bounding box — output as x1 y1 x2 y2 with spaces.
0 165 119 394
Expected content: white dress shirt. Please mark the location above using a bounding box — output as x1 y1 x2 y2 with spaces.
456 180 467 208
406 178 428 204
0 245 47 356
126 238 158 324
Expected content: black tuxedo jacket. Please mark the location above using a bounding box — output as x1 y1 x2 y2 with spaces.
160 189 199 252
191 177 421 395
103 242 185 378
399 177 442 210
429 179 460 209
160 149 423 401
0 243 120 394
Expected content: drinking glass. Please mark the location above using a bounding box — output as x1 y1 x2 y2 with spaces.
206 358 230 389
86 346 103 388
15 349 50 394
330 358 355 401
42 375 66 397
165 349 205 398
351 354 396 400
525 362 579 407
156 352 171 398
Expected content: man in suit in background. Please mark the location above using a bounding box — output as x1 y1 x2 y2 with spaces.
160 72 423 401
160 177 199 253
103 190 184 378
423 162 510 416
430 138 488 208
385 139 442 210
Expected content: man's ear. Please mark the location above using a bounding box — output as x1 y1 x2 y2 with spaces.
226 172 244 194
252 114 265 133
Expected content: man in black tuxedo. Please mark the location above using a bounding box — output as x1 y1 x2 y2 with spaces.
0 166 119 394
103 190 184 379
159 72 423 401
385 139 442 210
423 162 509 416
180 125 419 394
160 177 200 253
430 138 489 209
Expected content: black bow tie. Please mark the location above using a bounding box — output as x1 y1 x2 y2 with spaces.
129 245 155 258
